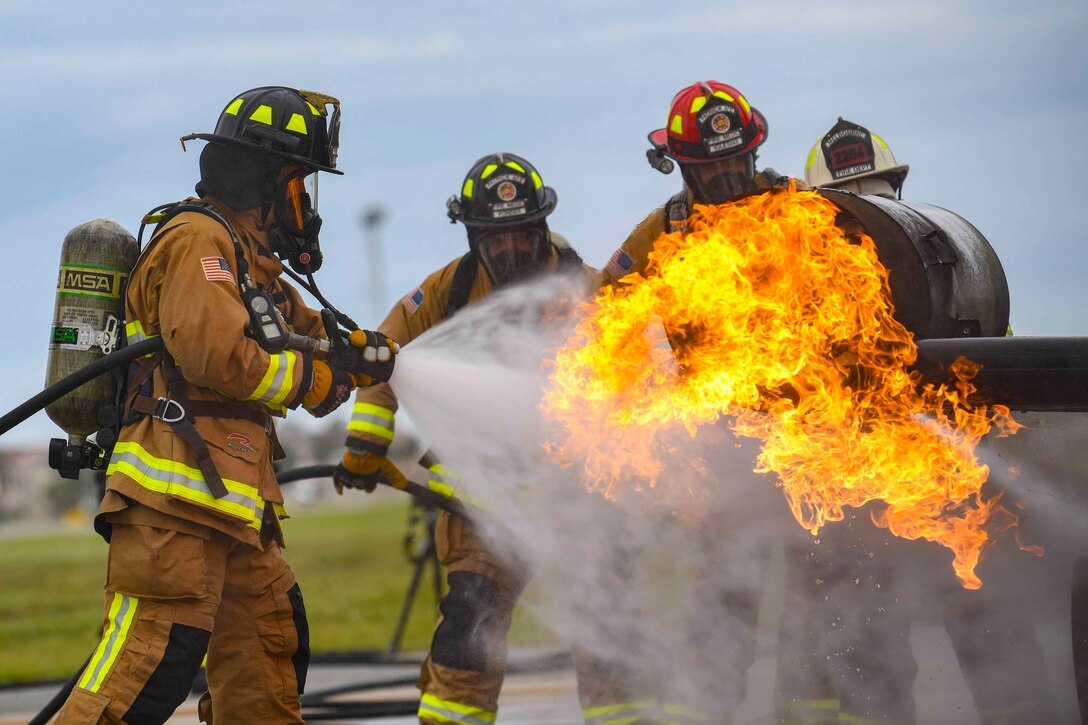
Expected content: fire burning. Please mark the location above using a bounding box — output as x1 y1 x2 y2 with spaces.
544 187 1020 588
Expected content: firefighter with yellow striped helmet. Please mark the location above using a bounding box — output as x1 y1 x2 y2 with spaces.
804 117 909 199
333 153 656 725
54 86 396 725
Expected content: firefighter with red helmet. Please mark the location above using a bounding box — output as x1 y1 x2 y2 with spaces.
334 153 658 725
595 82 805 723
602 80 795 285
54 86 397 725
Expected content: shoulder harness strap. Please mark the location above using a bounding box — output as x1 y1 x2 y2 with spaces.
444 251 480 321
556 245 584 271
665 189 692 234
144 201 253 292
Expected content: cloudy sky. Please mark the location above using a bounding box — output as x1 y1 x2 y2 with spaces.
1 0 1084 447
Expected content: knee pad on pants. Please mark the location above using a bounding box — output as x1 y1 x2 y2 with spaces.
287 583 310 694
431 571 506 672
123 623 210 725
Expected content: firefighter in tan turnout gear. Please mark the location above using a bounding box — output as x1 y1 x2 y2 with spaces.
55 86 397 725
596 81 804 723
334 153 657 725
771 117 1058 725
601 80 792 286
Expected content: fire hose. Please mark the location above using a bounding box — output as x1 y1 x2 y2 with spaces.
6 335 1087 442
276 463 468 517
0 338 163 437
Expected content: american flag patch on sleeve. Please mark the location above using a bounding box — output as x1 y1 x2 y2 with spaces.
402 287 424 314
605 248 636 279
201 257 235 283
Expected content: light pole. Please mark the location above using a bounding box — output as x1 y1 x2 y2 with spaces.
361 205 388 325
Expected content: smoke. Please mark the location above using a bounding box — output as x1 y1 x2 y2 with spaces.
388 274 1085 723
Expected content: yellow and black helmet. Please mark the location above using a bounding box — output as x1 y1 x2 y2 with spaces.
182 86 343 174
446 153 557 228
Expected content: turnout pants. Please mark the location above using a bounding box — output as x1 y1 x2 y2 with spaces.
418 512 657 725
54 512 309 725
775 517 1057 725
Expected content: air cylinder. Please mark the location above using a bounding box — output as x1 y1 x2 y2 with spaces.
45 219 139 438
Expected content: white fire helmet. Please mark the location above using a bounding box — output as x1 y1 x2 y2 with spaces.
804 118 909 199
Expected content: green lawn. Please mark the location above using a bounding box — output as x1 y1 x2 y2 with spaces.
0 501 556 683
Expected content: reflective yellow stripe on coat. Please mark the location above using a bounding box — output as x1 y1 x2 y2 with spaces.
107 440 267 530
426 464 484 509
245 350 299 411
418 693 496 724
348 402 395 442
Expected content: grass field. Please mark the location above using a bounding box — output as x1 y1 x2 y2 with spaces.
0 499 556 683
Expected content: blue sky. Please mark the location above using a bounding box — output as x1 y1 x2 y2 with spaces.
1 0 1085 447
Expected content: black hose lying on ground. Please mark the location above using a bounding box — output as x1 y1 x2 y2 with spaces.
26 656 89 725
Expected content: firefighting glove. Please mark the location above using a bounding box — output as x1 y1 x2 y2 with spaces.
333 449 407 494
322 310 399 386
303 360 356 418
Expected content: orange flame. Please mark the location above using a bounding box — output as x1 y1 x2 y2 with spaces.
544 188 1020 588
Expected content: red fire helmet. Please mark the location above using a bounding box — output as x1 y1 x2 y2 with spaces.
649 81 768 165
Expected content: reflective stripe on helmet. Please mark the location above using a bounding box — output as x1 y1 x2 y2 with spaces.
462 178 474 198
286 113 308 135
249 104 273 125
224 98 244 116
107 440 269 529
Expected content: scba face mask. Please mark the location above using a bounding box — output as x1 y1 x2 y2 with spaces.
681 154 756 205
271 169 323 273
473 224 551 287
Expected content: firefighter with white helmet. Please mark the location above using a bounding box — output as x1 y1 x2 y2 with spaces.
776 119 1057 725
803 117 909 199
54 86 397 724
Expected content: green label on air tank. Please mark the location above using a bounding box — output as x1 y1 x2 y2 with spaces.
51 326 79 345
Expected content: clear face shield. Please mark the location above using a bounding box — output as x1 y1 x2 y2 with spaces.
474 226 551 287
282 173 319 232
272 167 323 273
682 154 757 205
